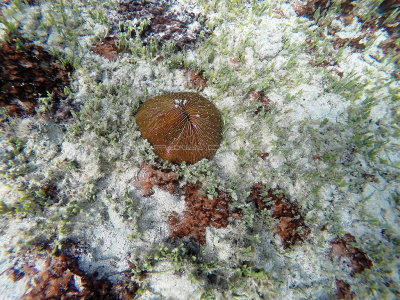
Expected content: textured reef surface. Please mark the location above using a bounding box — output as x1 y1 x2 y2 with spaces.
0 0 399 299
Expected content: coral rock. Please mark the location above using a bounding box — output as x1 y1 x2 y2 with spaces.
248 88 271 114
136 162 180 196
185 70 208 90
8 246 138 299
116 0 208 49
92 36 119 60
247 182 310 248
335 279 356 300
169 182 240 244
329 233 373 275
0 34 72 120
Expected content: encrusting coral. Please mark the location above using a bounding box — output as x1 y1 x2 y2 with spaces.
335 279 356 300
247 182 310 248
168 181 241 244
92 36 120 61
7 246 138 299
115 0 208 50
0 34 72 121
136 92 223 164
329 233 373 275
247 88 272 115
185 69 208 90
136 162 180 196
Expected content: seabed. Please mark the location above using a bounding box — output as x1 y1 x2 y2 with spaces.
0 0 399 299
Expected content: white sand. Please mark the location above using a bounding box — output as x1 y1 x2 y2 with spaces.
0 0 399 299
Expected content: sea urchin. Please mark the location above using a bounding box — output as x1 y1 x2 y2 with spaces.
136 92 223 164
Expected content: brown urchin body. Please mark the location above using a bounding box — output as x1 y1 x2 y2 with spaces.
136 92 223 164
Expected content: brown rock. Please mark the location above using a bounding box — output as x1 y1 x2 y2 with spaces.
329 233 373 275
336 279 356 299
169 182 241 244
136 162 180 196
116 0 209 50
247 183 310 248
92 36 119 60
248 89 271 114
0 34 72 121
185 70 208 90
8 245 138 299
